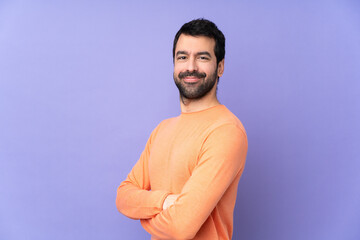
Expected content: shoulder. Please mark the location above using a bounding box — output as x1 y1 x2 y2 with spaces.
208 106 247 138
149 116 180 138
157 115 180 130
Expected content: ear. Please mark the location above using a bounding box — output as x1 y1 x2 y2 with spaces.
217 59 225 77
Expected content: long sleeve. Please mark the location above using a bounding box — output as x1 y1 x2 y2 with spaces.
116 124 171 220
140 124 248 239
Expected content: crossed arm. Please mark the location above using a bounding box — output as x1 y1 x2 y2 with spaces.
116 124 247 239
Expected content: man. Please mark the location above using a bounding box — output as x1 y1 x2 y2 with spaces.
116 19 248 240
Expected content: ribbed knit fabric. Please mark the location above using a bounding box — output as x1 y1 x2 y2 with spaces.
116 105 248 239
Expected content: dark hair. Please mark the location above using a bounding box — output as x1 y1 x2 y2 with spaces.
173 18 225 65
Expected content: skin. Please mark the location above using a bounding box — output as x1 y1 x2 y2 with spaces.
163 194 180 210
163 34 225 209
173 34 224 113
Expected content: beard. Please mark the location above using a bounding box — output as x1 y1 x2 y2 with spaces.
173 67 218 100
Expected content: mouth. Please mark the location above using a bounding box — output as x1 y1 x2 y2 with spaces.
183 76 201 83
178 71 206 84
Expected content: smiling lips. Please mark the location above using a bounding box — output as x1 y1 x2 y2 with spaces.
178 71 206 84
183 76 201 83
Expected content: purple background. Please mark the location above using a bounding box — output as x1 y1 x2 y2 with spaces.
1 0 359 239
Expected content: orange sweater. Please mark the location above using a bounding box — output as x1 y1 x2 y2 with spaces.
116 105 248 239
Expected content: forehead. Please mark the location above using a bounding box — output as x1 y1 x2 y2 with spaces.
175 34 216 55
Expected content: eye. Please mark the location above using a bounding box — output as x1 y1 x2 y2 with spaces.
199 56 210 60
177 56 187 60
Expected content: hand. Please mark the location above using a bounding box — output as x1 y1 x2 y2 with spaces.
162 194 179 210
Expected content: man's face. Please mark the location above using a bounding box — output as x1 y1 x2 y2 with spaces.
173 34 224 100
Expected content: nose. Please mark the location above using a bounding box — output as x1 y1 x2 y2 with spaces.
186 57 198 72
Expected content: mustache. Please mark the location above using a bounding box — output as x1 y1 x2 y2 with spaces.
178 71 206 79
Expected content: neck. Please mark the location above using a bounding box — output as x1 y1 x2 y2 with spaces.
179 87 220 113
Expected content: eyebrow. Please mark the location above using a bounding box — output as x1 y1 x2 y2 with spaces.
197 51 211 58
175 51 212 58
176 51 188 57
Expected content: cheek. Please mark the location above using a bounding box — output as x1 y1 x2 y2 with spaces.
174 64 184 75
200 65 215 75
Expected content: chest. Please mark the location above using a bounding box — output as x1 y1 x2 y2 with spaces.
148 123 207 191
